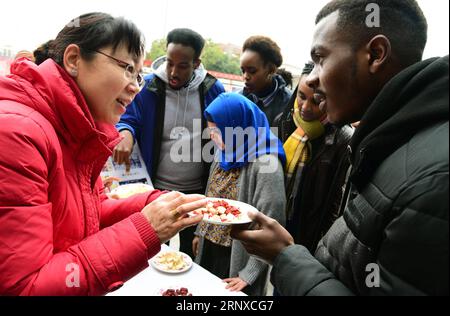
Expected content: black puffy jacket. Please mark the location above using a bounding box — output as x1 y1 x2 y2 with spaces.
272 56 449 296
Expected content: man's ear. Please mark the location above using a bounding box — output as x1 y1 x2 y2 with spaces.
63 44 82 77
194 58 201 69
366 35 392 74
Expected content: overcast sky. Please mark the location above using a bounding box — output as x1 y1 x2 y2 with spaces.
1 0 448 67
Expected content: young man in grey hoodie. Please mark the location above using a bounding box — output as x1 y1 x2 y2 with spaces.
115 28 225 258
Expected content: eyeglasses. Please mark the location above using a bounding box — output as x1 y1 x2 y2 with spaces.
94 50 145 90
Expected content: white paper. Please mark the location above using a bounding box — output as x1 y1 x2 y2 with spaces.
101 144 153 190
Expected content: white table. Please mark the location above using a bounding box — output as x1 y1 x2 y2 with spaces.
108 245 247 296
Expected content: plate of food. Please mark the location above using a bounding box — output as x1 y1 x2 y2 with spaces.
190 198 256 226
150 251 193 274
109 183 153 199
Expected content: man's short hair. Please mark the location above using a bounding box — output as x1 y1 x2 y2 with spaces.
316 0 428 66
166 28 205 60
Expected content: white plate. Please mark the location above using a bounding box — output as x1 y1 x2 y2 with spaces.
191 198 256 226
109 183 153 199
150 251 193 274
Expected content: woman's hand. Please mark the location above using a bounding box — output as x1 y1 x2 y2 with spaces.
141 191 205 244
102 176 121 193
102 177 121 199
223 277 248 292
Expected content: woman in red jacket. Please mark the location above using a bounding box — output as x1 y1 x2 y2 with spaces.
0 12 205 296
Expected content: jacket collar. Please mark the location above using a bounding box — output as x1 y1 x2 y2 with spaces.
349 56 449 190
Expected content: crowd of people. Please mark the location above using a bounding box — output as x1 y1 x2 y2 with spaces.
0 0 448 296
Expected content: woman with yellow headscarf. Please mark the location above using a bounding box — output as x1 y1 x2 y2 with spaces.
278 62 354 253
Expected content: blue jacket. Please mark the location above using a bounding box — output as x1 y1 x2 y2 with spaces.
116 73 225 189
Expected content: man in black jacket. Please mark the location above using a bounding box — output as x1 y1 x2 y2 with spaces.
232 0 448 296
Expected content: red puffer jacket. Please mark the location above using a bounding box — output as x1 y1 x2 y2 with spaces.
0 59 163 295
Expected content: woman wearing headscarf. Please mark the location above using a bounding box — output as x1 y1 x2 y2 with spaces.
193 93 286 296
279 62 354 252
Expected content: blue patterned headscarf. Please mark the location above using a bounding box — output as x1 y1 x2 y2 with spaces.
204 93 286 171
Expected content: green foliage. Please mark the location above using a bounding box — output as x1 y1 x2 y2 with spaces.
146 39 167 62
146 38 241 75
201 40 241 75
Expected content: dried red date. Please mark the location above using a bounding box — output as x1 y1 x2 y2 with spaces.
162 287 192 296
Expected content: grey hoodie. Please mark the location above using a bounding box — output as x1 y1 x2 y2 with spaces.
152 56 208 192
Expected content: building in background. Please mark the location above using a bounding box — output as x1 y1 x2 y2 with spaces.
208 70 244 92
0 46 14 76
218 43 241 58
280 63 303 90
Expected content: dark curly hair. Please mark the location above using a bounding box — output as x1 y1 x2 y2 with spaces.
276 68 293 88
243 36 283 68
316 0 428 67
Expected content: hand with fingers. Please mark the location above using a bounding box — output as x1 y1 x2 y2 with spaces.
230 211 294 264
141 191 206 244
102 176 121 194
113 130 134 173
223 277 248 292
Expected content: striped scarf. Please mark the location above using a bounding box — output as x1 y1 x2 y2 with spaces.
283 98 327 216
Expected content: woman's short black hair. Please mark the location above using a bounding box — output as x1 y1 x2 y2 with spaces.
44 12 145 66
243 36 283 68
166 28 205 60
